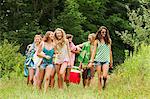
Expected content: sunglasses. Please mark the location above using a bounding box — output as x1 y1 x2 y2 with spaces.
101 31 106 34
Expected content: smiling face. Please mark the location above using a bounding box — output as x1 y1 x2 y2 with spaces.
34 35 42 44
68 37 72 43
49 32 54 40
88 35 92 43
55 30 63 40
44 31 54 42
88 34 96 44
101 29 107 38
96 26 110 44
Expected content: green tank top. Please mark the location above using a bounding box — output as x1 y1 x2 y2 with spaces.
94 41 110 62
43 47 54 64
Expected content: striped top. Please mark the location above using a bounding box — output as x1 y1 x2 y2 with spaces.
94 40 110 62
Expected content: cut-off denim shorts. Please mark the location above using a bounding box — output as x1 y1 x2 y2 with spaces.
94 61 109 67
40 63 54 69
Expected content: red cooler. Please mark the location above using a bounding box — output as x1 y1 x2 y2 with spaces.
69 66 81 84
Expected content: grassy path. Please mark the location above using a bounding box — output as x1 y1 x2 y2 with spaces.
0 45 150 99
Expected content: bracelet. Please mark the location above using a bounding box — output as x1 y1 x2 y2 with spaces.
89 60 94 63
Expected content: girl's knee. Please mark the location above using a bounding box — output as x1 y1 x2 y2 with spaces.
103 72 108 78
59 70 64 76
103 75 107 78
57 74 61 79
50 75 54 79
45 76 50 81
98 74 102 79
59 73 64 78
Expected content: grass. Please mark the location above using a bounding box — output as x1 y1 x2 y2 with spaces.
0 45 150 99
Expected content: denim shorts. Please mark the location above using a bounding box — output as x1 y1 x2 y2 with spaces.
94 61 109 67
40 63 54 69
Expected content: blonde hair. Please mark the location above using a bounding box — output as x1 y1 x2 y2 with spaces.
54 28 67 50
34 35 42 41
89 33 96 42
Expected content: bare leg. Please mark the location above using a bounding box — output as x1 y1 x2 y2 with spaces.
59 62 68 89
29 68 34 85
56 64 61 88
27 75 29 85
102 64 109 89
44 66 53 93
87 77 91 87
96 66 102 91
65 68 71 87
82 78 86 87
34 68 39 86
90 66 95 85
50 68 56 88
82 68 88 88
38 69 45 90
87 68 92 87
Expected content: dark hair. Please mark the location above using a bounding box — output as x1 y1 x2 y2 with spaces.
96 26 111 45
66 34 73 39
36 32 44 38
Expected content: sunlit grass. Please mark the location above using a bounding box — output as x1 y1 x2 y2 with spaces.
0 45 150 99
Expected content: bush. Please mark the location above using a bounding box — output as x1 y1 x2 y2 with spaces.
0 40 25 78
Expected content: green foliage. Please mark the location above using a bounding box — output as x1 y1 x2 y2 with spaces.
116 1 150 50
0 0 142 64
77 0 108 32
0 40 25 78
2 20 44 53
106 45 150 98
52 0 86 44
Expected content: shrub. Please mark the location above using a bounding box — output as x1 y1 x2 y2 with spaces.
0 40 25 78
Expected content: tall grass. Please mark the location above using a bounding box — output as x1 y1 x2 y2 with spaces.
0 45 150 99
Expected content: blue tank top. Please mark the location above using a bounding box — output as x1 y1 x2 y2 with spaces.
43 47 54 64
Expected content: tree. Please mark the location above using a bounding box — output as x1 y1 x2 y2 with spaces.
52 0 86 44
116 0 150 52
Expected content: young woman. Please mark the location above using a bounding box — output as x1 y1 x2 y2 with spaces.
49 33 56 89
24 43 33 84
65 34 79 86
37 31 55 92
28 35 42 85
88 26 113 90
54 28 71 89
77 33 96 88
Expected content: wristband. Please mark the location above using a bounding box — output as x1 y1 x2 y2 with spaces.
89 60 94 63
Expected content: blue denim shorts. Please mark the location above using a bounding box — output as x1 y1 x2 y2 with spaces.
94 61 109 67
40 63 54 69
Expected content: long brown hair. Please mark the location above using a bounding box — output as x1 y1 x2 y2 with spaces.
96 26 111 45
44 31 53 42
